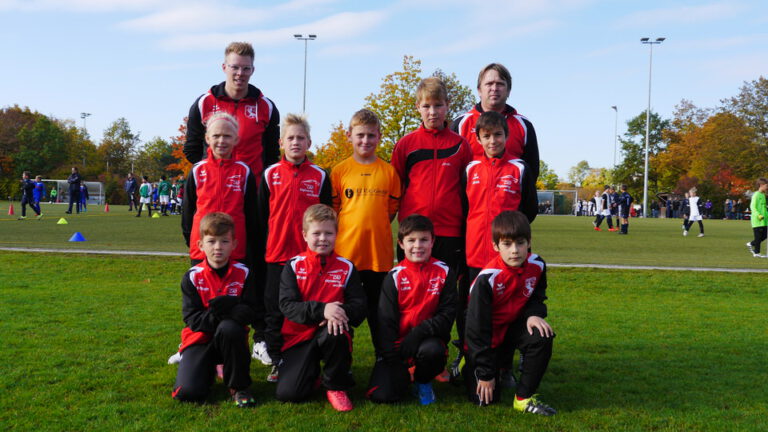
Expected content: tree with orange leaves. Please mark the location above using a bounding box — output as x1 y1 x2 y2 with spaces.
166 118 192 176
312 122 352 171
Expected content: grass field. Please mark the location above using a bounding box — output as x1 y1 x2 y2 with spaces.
1 201 765 269
1 201 767 431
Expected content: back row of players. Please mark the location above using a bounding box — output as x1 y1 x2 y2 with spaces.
170 42 554 414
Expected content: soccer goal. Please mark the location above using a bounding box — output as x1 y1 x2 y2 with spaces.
536 190 578 215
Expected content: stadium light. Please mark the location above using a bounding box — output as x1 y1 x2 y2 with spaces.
640 37 665 218
294 34 317 113
611 106 618 169
80 112 91 167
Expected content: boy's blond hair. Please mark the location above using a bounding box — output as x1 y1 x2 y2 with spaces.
415 77 449 104
281 113 311 139
199 212 235 238
205 112 239 135
302 204 338 232
224 42 254 59
349 109 381 132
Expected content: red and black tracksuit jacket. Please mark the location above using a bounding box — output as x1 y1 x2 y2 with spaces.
465 253 548 381
258 158 332 264
465 155 538 269
181 148 258 261
391 124 472 238
179 260 258 352
452 103 540 180
277 251 366 351
378 257 457 361
184 82 280 179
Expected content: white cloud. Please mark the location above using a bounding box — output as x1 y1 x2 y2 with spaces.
616 2 745 27
159 10 390 51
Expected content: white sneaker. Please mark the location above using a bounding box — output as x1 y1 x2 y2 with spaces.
746 242 755 254
697 233 704 237
683 230 688 237
252 341 272 366
167 351 181 365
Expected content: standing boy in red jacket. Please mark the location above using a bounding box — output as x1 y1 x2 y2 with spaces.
172 212 259 407
276 204 366 412
367 215 457 405
259 114 331 380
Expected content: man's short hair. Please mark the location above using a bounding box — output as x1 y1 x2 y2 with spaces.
349 109 381 132
281 113 311 139
398 214 434 242
621 184 628 191
205 112 239 133
756 177 768 187
475 111 508 138
302 204 337 232
161 175 166 181
477 63 512 90
492 210 531 244
142 175 149 181
224 42 254 60
415 77 448 104
199 212 235 238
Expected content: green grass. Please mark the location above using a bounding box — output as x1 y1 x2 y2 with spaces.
1 252 766 431
1 201 764 269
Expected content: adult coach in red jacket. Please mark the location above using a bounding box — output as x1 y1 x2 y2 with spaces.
184 41 280 180
452 63 539 181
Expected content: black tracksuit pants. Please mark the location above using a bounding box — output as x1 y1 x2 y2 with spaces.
172 319 252 402
359 270 387 355
264 262 286 362
750 226 767 254
462 321 553 404
367 337 447 403
275 327 355 402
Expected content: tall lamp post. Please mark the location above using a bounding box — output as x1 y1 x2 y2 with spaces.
80 112 91 167
293 34 317 113
640 37 665 218
611 105 618 169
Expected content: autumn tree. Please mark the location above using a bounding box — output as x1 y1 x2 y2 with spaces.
721 76 768 142
432 68 475 120
14 115 69 178
312 122 352 171
536 160 559 190
612 110 670 196
166 119 192 177
135 137 176 179
567 160 590 187
98 118 140 174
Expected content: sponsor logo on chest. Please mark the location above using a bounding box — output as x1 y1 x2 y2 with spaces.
324 268 349 287
245 105 258 119
427 276 444 295
225 174 243 191
497 174 519 194
300 179 320 197
226 281 243 296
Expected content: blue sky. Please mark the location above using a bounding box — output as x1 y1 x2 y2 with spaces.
2 0 766 178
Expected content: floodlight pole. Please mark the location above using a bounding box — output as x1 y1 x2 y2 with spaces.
640 37 665 218
293 34 317 113
611 105 618 169
80 112 91 167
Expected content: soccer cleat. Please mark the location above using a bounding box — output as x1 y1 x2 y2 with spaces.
326 390 353 412
499 369 517 389
683 230 688 237
697 233 704 237
36 213 44 220
746 242 755 254
594 227 602 231
513 394 557 416
415 382 436 405
252 341 273 366
266 365 279 383
231 388 256 408
434 368 451 383
17 216 26 220
167 351 181 365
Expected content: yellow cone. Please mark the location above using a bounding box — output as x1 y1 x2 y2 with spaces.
152 212 160 218
57 218 68 225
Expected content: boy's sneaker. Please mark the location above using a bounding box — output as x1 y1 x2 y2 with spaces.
326 390 353 412
252 341 272 365
683 230 688 236
593 226 601 231
434 368 451 383
746 242 755 255
697 233 704 237
266 365 279 383
513 394 557 416
17 216 26 220
414 382 436 405
499 369 517 389
36 214 43 220
167 351 181 365
231 388 256 408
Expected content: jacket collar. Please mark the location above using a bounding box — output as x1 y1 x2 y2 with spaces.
210 81 262 101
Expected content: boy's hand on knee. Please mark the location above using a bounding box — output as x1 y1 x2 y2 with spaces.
526 316 553 338
323 302 348 323
476 379 495 405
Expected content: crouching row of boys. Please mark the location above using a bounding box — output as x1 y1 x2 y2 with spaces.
172 208 555 414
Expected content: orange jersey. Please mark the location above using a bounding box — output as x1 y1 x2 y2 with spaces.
331 157 401 272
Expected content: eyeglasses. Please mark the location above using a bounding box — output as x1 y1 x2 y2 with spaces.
227 64 254 74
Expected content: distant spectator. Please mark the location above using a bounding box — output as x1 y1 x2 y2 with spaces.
124 173 138 211
65 166 81 214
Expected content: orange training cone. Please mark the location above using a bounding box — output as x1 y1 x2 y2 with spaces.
104 202 110 213
7 203 14 215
